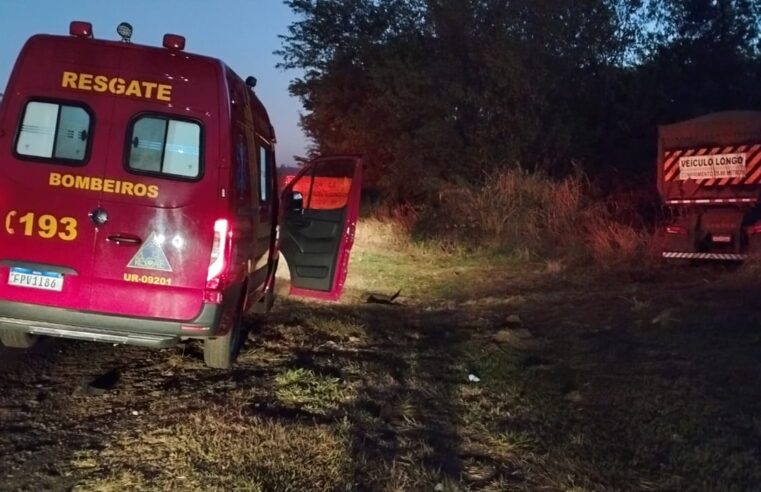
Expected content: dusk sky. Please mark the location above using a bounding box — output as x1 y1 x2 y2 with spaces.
0 0 309 166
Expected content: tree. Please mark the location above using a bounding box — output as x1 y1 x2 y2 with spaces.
278 0 761 202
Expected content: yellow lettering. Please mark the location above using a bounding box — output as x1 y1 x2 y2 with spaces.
61 72 171 101
109 77 125 95
157 84 172 102
48 171 160 200
93 75 108 92
141 81 157 99
78 73 93 91
125 80 142 97
75 175 90 189
61 71 78 89
58 217 77 241
37 214 58 239
123 273 171 285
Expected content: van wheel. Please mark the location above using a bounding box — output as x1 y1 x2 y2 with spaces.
203 310 245 370
0 330 38 348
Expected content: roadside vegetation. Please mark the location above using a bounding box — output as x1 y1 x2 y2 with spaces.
391 169 653 267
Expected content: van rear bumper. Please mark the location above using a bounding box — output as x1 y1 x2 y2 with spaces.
0 300 222 349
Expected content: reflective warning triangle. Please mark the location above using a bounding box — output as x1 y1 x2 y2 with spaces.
127 233 173 272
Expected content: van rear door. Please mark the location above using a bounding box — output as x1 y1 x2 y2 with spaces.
280 156 362 301
86 54 220 321
0 52 111 310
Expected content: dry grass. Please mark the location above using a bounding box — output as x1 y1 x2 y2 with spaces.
275 367 351 415
402 168 651 266
75 410 352 492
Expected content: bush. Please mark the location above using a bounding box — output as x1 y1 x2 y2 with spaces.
385 169 651 265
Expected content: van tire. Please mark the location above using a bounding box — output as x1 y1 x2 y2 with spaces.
0 330 38 348
204 310 245 370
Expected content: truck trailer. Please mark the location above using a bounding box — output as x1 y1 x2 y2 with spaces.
658 111 761 261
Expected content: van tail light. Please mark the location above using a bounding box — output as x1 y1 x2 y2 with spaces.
665 225 688 235
206 219 231 289
747 223 761 236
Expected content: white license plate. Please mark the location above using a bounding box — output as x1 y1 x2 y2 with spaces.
8 267 64 292
712 235 732 243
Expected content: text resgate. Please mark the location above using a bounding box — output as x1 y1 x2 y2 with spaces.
61 71 173 102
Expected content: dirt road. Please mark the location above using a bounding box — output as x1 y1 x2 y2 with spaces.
1 261 760 491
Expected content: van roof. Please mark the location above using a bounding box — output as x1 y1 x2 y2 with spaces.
7 32 274 140
20 32 226 77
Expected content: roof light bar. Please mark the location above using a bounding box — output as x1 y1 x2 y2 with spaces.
163 34 186 51
70 21 93 38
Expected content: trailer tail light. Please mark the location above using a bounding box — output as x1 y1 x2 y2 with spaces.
747 223 761 236
665 225 688 235
70 21 93 38
206 219 231 289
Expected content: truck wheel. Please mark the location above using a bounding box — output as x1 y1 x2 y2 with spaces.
0 330 38 348
203 310 245 370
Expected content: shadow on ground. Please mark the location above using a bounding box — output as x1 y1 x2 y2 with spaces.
1 265 761 491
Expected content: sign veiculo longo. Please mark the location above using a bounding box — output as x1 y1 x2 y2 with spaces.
678 153 747 180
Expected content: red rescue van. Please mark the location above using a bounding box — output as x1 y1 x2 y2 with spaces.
0 22 362 368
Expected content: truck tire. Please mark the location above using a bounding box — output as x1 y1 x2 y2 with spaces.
0 329 38 348
203 308 246 370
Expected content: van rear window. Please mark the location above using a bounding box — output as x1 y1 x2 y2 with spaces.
127 116 201 179
15 101 91 163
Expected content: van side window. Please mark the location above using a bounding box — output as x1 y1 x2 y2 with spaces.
258 145 269 203
127 115 201 179
15 101 91 163
234 135 250 202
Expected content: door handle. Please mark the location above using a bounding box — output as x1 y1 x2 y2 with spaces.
107 234 142 246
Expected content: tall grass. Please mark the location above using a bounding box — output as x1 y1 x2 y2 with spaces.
379 169 652 265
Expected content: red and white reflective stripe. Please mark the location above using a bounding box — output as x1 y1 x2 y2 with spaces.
662 251 746 261
664 148 701 182
701 146 732 187
662 149 685 182
665 197 757 205
663 144 761 185
718 145 748 185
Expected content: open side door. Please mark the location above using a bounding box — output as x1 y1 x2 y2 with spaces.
280 155 362 301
